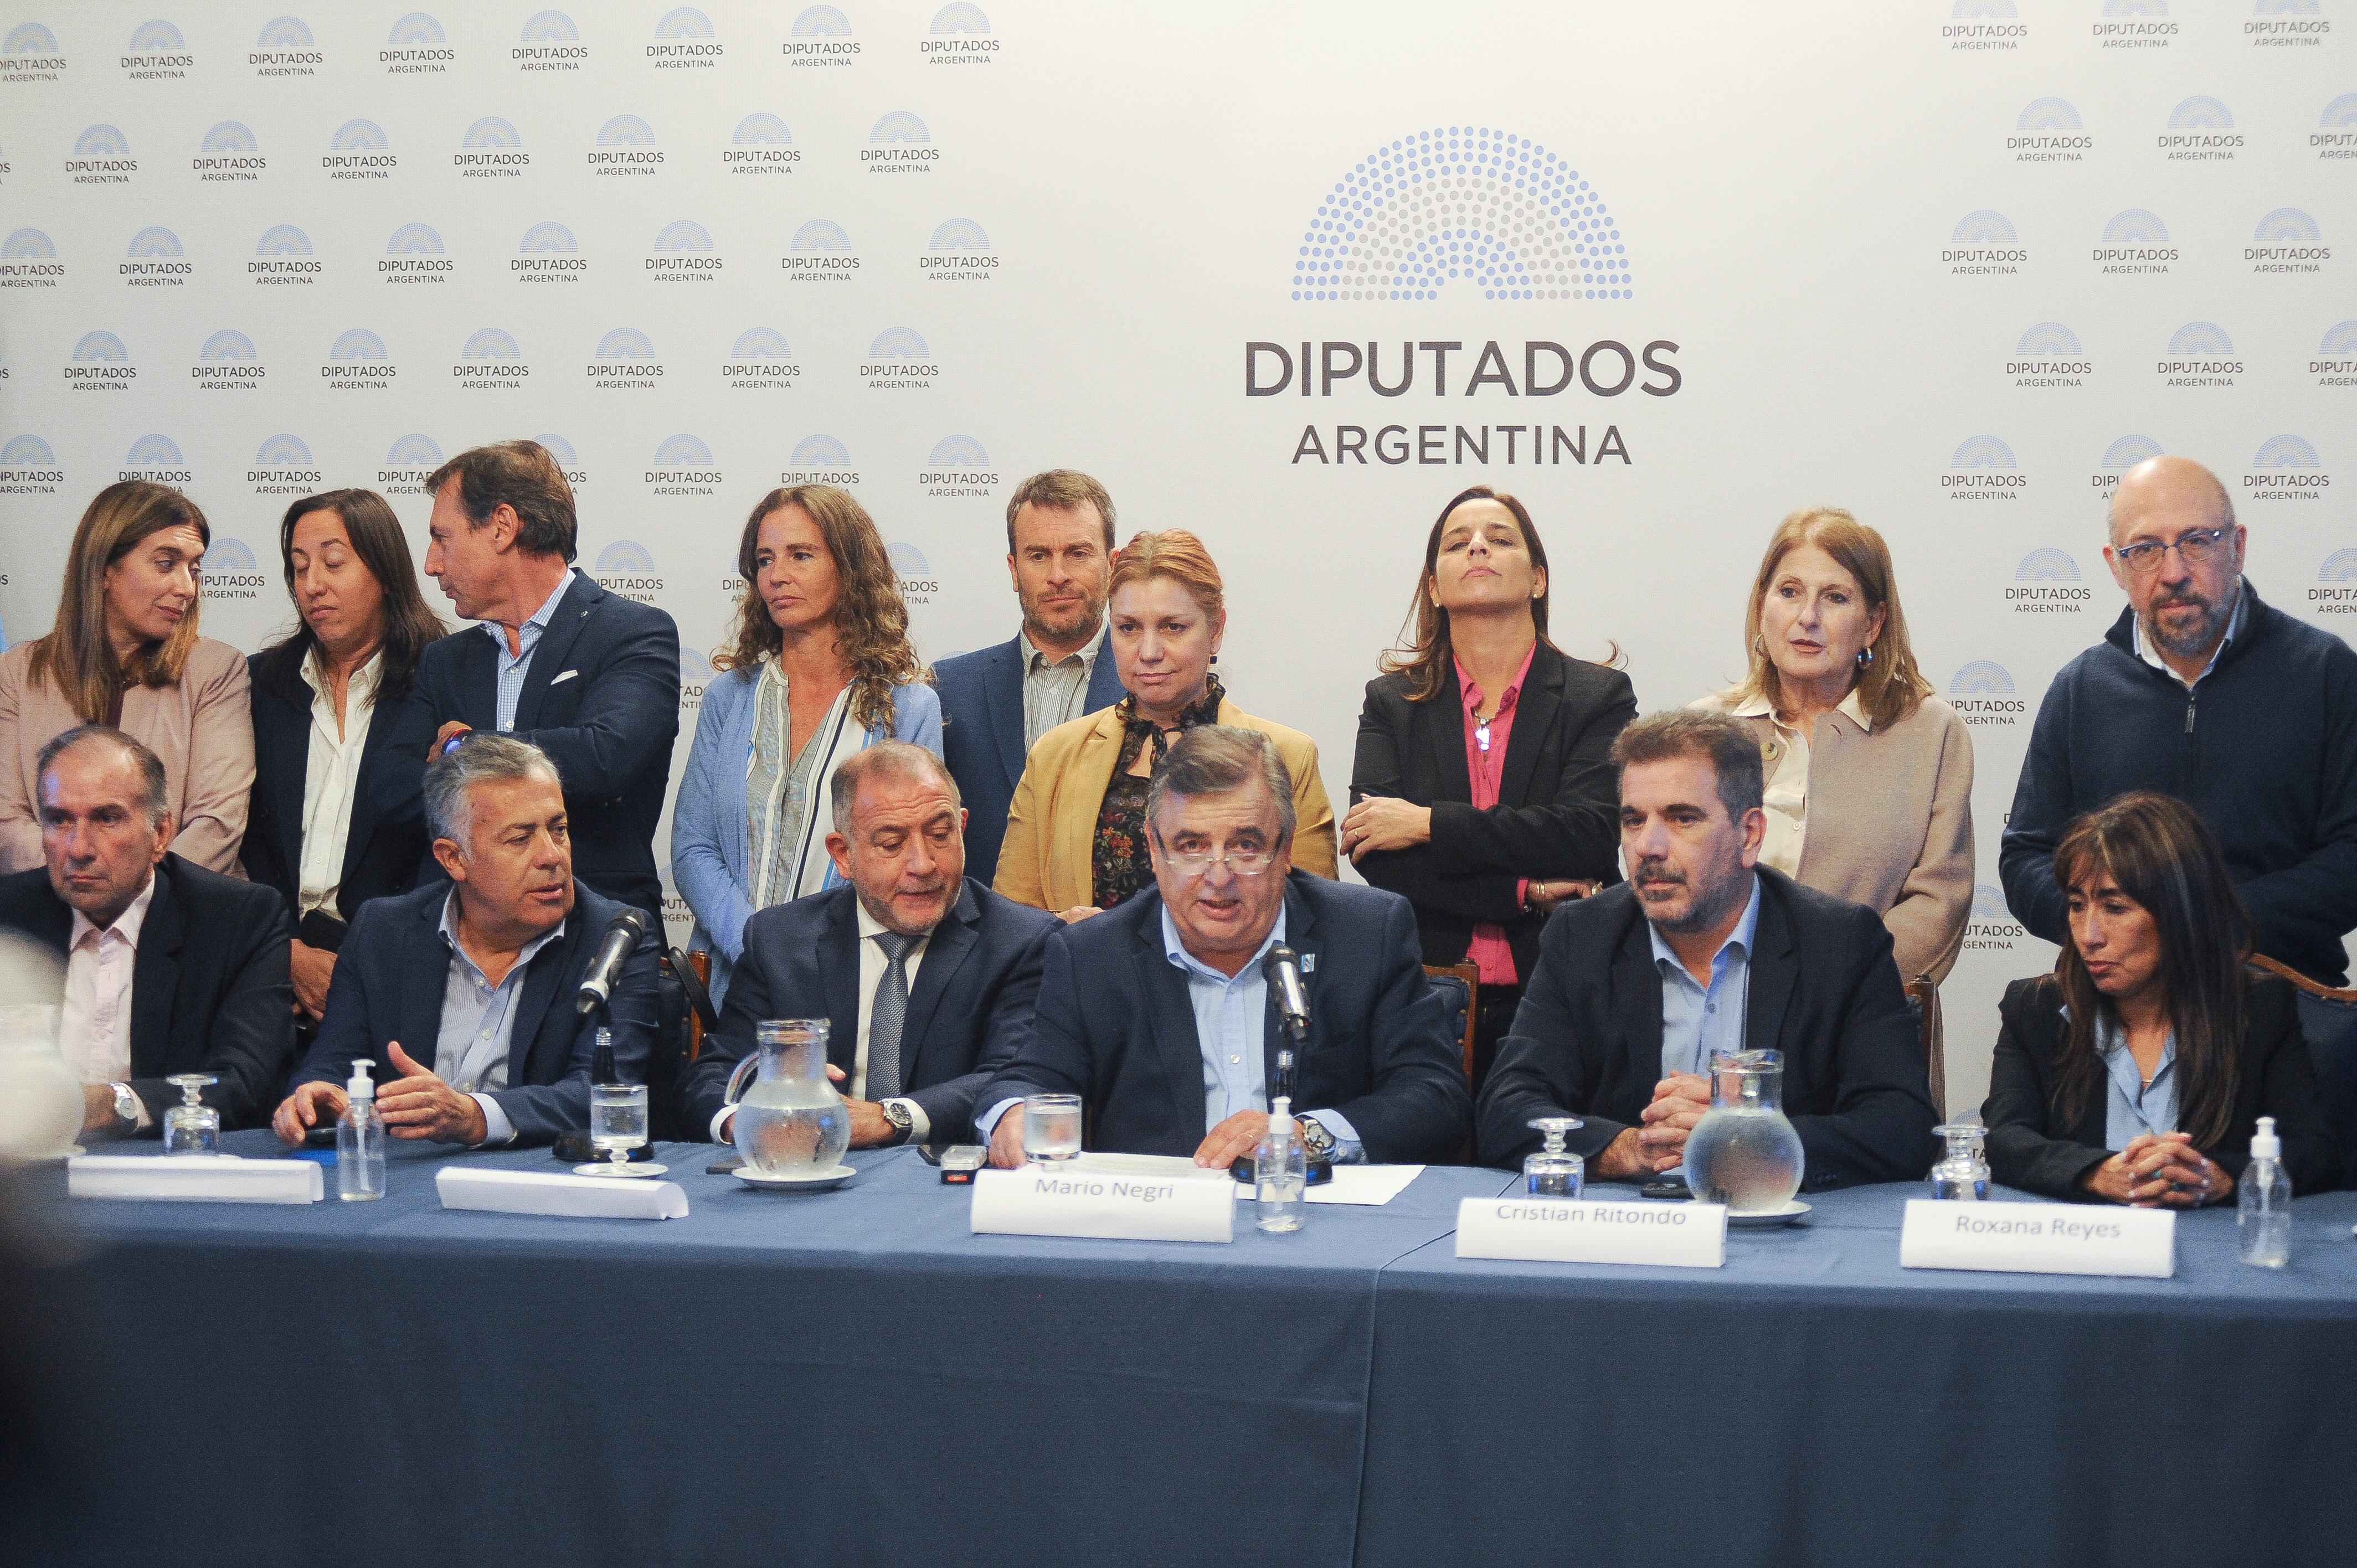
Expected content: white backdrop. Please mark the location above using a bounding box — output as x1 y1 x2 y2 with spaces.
2 0 2352 1112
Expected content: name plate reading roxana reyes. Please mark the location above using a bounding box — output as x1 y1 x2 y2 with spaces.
970 1165 1235 1244
1454 1196 1727 1268
1899 1199 2174 1278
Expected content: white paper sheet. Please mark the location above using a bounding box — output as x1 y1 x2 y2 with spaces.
68 1154 323 1205
1306 1164 1426 1205
435 1165 689 1220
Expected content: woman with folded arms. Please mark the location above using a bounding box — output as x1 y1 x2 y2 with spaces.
672 484 938 1004
0 481 253 874
1694 507 1973 986
995 528 1335 921
243 490 446 1028
1984 792 2337 1204
1345 486 1634 1089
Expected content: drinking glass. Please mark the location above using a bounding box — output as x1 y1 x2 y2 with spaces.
578 1083 655 1177
162 1074 220 1157
1023 1094 1083 1163
1524 1116 1584 1198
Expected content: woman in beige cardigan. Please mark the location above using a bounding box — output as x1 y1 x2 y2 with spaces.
1695 507 1973 983
0 482 254 875
995 529 1336 921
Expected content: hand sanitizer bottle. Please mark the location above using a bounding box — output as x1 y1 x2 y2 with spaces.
338 1059 386 1203
1255 1096 1306 1234
2236 1115 2290 1269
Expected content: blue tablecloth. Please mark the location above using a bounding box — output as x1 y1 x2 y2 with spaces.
1357 1181 2357 1568
0 1131 1514 1568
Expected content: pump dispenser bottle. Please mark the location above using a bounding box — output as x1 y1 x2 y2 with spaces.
338 1059 386 1202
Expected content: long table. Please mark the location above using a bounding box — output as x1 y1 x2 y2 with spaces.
3 1133 2352 1567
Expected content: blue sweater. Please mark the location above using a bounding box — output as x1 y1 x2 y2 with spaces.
2000 582 2357 984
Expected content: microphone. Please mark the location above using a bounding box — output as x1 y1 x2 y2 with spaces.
1262 945 1311 1041
576 906 654 1015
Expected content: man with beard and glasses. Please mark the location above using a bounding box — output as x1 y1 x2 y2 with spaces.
2001 453 2357 1180
1477 710 1937 1187
932 471 1128 887
678 741 1057 1148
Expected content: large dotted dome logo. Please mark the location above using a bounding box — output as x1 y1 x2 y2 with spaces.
2321 549 2357 581
257 224 312 255
656 8 714 38
519 222 579 253
651 435 711 466
2168 97 2232 131
125 434 183 467
2 229 54 257
256 17 313 47
2167 321 2232 355
522 10 578 40
76 126 132 157
931 218 990 251
2104 209 2168 244
598 541 658 574
734 115 791 146
462 328 521 361
74 332 130 361
1950 661 2016 695
330 329 388 360
2014 549 2080 581
932 4 990 30
793 219 852 251
2255 209 2321 243
2016 322 2081 355
2016 100 2081 133
388 433 442 465
6 24 59 51
2 435 55 464
653 221 713 252
792 435 851 466
202 122 259 154
332 121 389 152
2322 322 2357 355
599 116 657 147
207 539 260 573
387 13 445 45
1951 436 2018 470
928 435 989 467
465 118 522 148
200 331 256 361
127 228 183 257
889 543 932 576
2255 435 2320 468
536 433 580 466
255 434 312 467
1294 126 1631 302
2325 96 2357 129
1970 885 2009 922
869 327 929 359
596 327 656 359
1951 210 2016 244
2103 434 2162 470
871 112 930 144
795 7 852 34
387 223 444 254
732 328 791 359
129 21 186 50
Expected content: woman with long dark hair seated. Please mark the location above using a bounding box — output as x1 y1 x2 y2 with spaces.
244 490 447 1028
1983 791 2338 1203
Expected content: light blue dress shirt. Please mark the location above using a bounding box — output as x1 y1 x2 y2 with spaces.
481 569 579 732
2094 1010 2179 1147
1648 874 1763 1080
434 889 568 1146
1157 905 1361 1159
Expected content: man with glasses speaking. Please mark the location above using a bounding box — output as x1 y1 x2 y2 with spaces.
977 726 1468 1169
2001 455 2357 1170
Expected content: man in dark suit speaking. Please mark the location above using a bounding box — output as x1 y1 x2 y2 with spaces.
1478 710 1937 1188
979 726 1470 1169
681 741 1057 1148
273 734 660 1148
414 439 679 922
930 469 1126 886
0 726 293 1136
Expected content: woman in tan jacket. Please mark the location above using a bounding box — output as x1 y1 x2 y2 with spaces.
1695 507 1973 983
0 481 254 875
994 529 1336 921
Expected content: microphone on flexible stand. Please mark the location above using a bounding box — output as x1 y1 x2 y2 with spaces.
1262 945 1311 1104
577 906 654 1016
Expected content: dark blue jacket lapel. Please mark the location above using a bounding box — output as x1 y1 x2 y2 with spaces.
511 571 597 732
1134 909 1208 1143
822 891 862 1076
506 914 578 1087
984 636 1028 792
899 883 979 1087
127 864 185 1080
1743 876 1799 1058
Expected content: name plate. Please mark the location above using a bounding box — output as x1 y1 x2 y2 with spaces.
68 1154 322 1205
1454 1196 1727 1268
971 1165 1234 1244
1899 1199 2174 1278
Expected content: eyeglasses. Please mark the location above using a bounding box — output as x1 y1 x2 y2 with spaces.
2114 528 2230 575
1150 827 1276 878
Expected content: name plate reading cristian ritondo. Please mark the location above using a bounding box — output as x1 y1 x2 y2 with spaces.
1900 1199 2175 1278
970 1166 1235 1244
1455 1196 1727 1268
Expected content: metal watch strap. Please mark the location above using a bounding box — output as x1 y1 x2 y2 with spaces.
1297 1113 1336 1157
111 1082 140 1132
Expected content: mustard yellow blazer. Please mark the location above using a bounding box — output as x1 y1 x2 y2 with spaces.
991 696 1338 912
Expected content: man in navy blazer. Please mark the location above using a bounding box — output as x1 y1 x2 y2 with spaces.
274 735 659 1149
932 470 1126 886
681 742 1056 1147
979 727 1469 1168
413 440 680 922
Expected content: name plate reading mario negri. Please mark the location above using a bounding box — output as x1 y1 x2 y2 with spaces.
1455 1196 1727 1267
970 1165 1236 1244
1899 1199 2174 1278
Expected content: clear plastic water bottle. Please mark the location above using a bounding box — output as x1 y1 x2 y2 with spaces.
1255 1096 1306 1234
2236 1115 2290 1268
337 1058 386 1202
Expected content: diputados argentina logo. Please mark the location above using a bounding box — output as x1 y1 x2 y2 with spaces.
193 121 265 182
2249 208 2328 275
587 327 662 389
250 434 322 497
647 221 721 283
2251 2 2328 48
649 8 721 68
2092 433 2163 496
122 228 190 288
516 221 586 283
324 120 397 180
454 328 527 391
1949 667 2026 733
2009 322 2090 388
2246 434 2329 503
456 117 528 178
381 434 442 496
596 541 665 602
1 228 62 290
68 125 137 185
923 4 999 66
643 437 719 498
253 225 320 286
2156 321 2240 388
590 116 662 176
920 435 996 497
1256 126 1672 470
1946 209 2025 274
3 22 65 81
923 219 995 282
2317 320 2357 387
197 538 269 600
321 328 397 390
2010 99 2090 163
785 219 857 281
65 331 136 393
1943 0 2025 53
786 6 858 66
122 18 192 79
193 330 263 392
2320 95 2357 162
0 434 63 495
1963 883 2026 951
1943 436 2025 501
2094 0 2174 51
516 10 586 71
723 327 798 390
2315 550 2357 617
383 224 452 285
2008 549 2091 616
726 115 798 176
2159 97 2239 163
383 12 454 73
2094 209 2174 276
120 434 190 487
252 15 321 76
864 327 937 389
866 112 938 174
779 434 857 487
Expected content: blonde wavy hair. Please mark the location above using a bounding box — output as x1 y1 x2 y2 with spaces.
1726 507 1929 730
29 481 212 722
713 485 924 731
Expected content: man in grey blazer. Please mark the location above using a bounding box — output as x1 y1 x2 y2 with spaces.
1479 710 1937 1187
930 470 1126 886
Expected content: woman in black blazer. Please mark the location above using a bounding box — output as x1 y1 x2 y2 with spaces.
1984 791 2338 1202
1345 486 1636 1090
245 489 445 1027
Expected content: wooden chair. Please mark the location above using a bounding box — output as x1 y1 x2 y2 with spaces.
678 949 714 1062
2247 952 2357 1006
1424 962 1482 1086
1903 973 1944 1116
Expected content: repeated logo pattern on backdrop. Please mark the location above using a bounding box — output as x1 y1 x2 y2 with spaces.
0 3 2350 1109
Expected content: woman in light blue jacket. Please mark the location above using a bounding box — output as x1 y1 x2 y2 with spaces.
672 484 939 1003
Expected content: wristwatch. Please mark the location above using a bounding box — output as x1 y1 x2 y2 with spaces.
1297 1114 1337 1160
109 1082 140 1134
879 1099 916 1146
